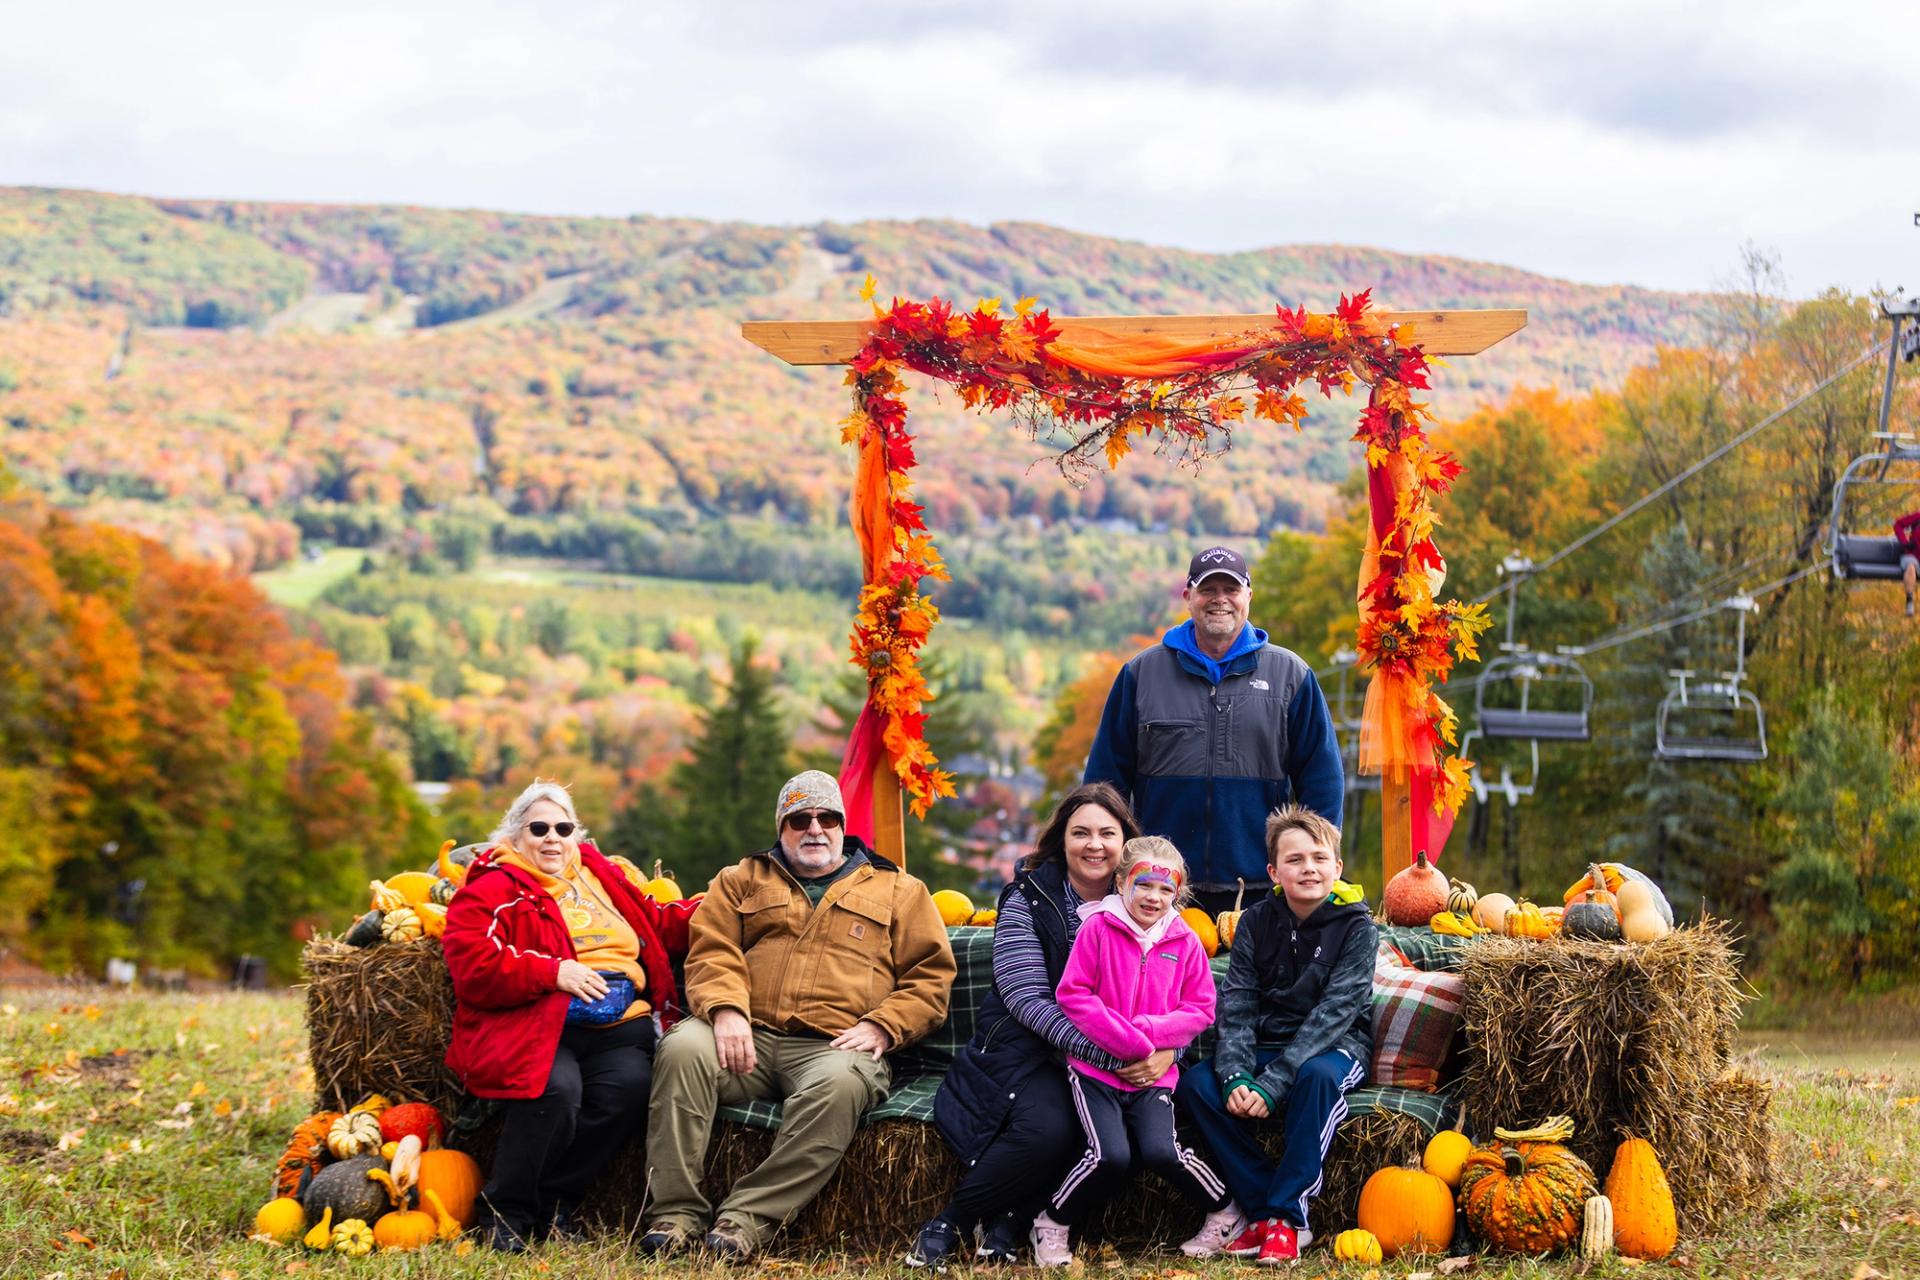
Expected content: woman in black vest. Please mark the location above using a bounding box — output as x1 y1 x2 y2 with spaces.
909 783 1161 1267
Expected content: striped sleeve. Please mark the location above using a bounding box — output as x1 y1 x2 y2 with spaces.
991 888 1125 1072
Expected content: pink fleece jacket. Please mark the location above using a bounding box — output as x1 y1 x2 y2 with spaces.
1056 897 1218 1091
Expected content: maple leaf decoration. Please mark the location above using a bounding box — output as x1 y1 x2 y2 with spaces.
839 284 1482 819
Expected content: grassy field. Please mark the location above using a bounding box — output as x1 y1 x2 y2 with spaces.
253 548 368 609
1 988 1916 1280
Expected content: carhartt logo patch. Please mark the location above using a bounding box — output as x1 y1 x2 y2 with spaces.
1250 678 1270 690
849 922 867 940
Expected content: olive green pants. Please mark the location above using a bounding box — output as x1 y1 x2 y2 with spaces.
644 1018 890 1245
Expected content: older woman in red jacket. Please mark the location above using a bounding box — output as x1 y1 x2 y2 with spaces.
442 779 696 1252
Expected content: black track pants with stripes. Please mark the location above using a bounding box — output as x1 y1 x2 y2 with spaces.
1049 1072 1230 1224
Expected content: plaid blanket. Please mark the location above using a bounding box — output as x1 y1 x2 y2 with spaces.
719 926 1455 1134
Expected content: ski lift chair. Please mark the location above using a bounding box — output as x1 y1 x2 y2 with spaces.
1459 724 1536 805
1474 652 1595 742
1323 648 1380 793
1652 597 1767 762
1828 433 1920 581
1654 671 1769 762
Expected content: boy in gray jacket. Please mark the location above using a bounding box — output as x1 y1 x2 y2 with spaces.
1173 805 1376 1264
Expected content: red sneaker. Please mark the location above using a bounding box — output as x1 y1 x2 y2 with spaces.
1224 1218 1271 1258
1256 1221 1310 1265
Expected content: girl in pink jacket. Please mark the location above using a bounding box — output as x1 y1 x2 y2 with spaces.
1028 838 1243 1266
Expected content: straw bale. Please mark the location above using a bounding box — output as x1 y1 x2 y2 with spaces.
579 1102 1430 1250
1114 1106 1431 1245
302 938 464 1121
1456 920 1770 1232
1636 1069 1775 1235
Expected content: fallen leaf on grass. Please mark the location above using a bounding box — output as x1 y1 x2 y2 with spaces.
1436 1259 1477 1275
1409 1271 1434 1280
1852 1264 1885 1280
55 1129 86 1151
282 1261 307 1274
453 1239 474 1257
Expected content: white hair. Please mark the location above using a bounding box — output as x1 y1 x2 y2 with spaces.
489 778 584 846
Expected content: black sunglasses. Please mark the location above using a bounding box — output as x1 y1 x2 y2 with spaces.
782 810 844 833
526 821 577 838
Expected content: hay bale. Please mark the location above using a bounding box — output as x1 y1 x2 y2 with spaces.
302 938 463 1120
595 1103 1430 1250
1456 920 1770 1232
1638 1069 1775 1235
1107 1105 1431 1245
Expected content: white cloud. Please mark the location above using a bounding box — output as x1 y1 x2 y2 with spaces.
1 0 1913 294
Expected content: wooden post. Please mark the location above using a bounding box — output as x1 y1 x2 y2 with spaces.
871 757 906 867
1381 769 1412 901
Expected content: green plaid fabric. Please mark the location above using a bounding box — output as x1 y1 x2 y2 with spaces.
716 925 994 1130
1377 924 1476 971
1343 1079 1462 1132
718 927 1455 1136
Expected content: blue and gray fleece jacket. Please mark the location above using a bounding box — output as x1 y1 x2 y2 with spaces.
1083 621 1344 891
1212 893 1377 1108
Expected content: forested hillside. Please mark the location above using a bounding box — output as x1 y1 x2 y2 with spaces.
14 184 1907 992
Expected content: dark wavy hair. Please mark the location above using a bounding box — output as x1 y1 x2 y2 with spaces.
1022 782 1141 873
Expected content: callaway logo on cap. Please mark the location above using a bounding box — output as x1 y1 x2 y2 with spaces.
1187 546 1251 588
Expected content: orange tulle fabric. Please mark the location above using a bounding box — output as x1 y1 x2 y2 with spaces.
1043 328 1264 379
849 431 893 581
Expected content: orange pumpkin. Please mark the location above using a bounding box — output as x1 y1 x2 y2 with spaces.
1459 1141 1597 1254
1355 1165 1456 1257
1180 908 1220 957
274 1111 341 1200
372 1208 438 1251
414 1148 483 1228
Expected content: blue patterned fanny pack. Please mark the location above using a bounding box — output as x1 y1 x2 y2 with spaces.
565 973 638 1026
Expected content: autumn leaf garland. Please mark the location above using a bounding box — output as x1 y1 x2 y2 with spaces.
841 280 1489 819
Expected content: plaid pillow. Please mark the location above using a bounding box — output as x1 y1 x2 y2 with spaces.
1369 941 1464 1092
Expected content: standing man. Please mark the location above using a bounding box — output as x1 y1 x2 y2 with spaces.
640 770 955 1262
1084 546 1343 914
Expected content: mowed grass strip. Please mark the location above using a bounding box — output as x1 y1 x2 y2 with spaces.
0 990 1915 1279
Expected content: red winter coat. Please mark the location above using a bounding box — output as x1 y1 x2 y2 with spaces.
441 841 696 1099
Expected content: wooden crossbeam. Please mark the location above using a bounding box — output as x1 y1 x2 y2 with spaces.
747 304 1526 879
742 308 1526 365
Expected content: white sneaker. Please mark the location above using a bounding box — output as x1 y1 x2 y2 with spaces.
1029 1212 1073 1267
1180 1203 1248 1258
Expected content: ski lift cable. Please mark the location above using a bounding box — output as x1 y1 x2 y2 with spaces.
1468 338 1892 607
1579 478 1918 650
1575 543 1802 647
1566 558 1831 657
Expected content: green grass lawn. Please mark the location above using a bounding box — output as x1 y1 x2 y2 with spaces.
253 548 368 609
1 989 1915 1279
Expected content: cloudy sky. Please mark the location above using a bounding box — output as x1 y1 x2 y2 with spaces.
2 0 1913 295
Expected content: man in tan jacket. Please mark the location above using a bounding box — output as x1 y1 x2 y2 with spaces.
641 770 956 1261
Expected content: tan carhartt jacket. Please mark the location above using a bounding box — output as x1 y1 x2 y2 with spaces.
683 838 955 1049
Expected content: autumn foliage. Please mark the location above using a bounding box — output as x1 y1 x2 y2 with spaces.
0 475 432 976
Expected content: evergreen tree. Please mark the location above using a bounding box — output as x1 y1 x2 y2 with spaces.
1603 526 1746 913
1767 691 1920 986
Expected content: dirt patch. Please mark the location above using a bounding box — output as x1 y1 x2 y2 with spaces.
0 1124 52 1160
77 1048 151 1086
